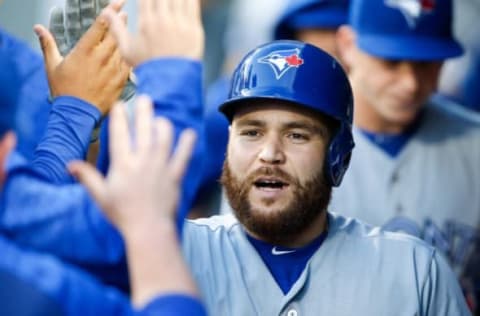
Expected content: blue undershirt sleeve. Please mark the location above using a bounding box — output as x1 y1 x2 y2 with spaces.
30 96 102 184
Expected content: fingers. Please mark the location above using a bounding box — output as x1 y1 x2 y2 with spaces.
172 0 200 21
97 28 118 60
68 160 109 210
153 117 174 166
76 11 110 51
34 24 63 74
137 0 156 32
96 49 130 114
109 102 131 165
103 7 131 60
169 128 197 183
48 6 69 56
188 0 202 23
98 11 127 59
171 0 186 17
144 0 158 15
107 0 126 12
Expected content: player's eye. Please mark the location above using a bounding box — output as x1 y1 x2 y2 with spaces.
287 132 309 142
240 129 261 138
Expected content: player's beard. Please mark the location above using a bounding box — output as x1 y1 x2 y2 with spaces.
221 158 331 245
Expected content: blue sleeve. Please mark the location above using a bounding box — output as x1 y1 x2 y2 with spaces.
0 28 52 161
96 117 110 175
15 73 51 161
0 235 133 316
137 294 207 316
0 165 131 291
31 96 102 184
0 167 123 265
0 58 205 287
100 58 206 234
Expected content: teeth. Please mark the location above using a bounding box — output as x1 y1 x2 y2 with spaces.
255 180 285 188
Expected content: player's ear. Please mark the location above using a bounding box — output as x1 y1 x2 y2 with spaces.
336 25 357 71
0 132 16 186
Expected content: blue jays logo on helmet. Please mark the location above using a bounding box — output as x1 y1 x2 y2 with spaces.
385 0 435 28
258 48 304 79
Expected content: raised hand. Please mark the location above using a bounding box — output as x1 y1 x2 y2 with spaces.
35 6 130 115
49 0 135 101
68 96 197 239
104 0 205 67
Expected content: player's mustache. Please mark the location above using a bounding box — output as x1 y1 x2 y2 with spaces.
245 166 297 186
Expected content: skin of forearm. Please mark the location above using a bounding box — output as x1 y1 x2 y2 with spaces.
124 219 200 308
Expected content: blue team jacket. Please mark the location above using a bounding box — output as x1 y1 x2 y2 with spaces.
0 58 206 314
0 28 51 160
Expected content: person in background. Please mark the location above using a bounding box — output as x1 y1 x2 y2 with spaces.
333 0 479 312
274 0 349 59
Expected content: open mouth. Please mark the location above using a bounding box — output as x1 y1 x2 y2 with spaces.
253 178 289 190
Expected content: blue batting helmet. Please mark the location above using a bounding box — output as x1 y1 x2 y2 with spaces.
219 40 354 186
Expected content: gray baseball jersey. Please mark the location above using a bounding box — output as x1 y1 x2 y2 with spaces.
182 213 470 316
328 101 480 274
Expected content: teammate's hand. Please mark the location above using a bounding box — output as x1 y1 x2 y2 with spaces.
104 0 205 67
68 96 197 240
49 0 136 101
34 8 130 115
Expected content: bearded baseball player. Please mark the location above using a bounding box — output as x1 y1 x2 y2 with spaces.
3 38 472 315
0 1 473 315
172 40 469 316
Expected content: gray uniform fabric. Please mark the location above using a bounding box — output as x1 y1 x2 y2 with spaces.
329 100 480 274
183 212 471 316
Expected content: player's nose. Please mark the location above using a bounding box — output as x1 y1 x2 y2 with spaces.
258 135 286 165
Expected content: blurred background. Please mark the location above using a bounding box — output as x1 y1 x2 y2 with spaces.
0 0 288 86
0 0 479 105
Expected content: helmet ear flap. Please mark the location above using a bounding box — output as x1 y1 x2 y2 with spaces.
325 124 354 187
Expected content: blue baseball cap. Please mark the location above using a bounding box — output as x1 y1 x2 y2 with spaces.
350 0 463 61
0 35 20 137
274 0 350 40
